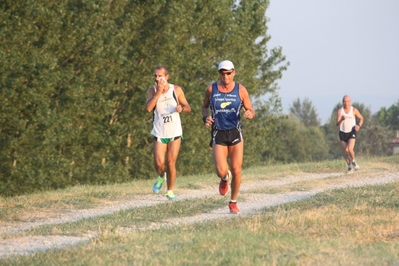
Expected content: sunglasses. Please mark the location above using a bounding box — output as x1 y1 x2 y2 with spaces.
219 71 234 76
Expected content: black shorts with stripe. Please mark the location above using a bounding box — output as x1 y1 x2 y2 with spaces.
209 127 243 147
339 130 356 142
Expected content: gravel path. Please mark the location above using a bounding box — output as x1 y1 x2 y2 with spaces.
1 171 398 258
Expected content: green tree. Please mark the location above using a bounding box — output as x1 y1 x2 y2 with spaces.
376 100 399 130
241 97 282 166
261 114 328 163
0 0 289 196
373 100 399 155
289 98 320 127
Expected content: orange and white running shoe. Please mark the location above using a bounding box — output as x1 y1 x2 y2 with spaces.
229 201 240 214
219 170 231 196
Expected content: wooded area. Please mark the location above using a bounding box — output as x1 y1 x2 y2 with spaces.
1 0 397 196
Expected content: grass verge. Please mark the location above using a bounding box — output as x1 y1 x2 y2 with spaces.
2 181 398 265
1 156 398 265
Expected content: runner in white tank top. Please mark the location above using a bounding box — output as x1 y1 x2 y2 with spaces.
151 84 182 139
145 66 191 201
336 95 364 173
339 106 356 133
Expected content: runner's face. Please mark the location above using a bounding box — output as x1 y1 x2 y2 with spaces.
219 69 235 84
154 69 168 85
343 97 351 108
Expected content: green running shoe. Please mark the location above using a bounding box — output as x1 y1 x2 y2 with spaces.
165 191 177 201
152 176 165 193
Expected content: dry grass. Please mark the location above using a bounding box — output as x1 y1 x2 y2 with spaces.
1 156 399 265
1 157 398 223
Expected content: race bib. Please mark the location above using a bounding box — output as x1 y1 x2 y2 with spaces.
162 112 179 124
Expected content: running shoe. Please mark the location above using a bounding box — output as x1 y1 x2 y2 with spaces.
219 170 231 196
229 201 240 214
152 175 166 193
165 191 177 201
347 167 353 174
352 161 360 170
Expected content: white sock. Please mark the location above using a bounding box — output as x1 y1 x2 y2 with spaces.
223 172 230 181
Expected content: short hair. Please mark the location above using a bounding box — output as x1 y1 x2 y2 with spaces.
155 65 169 75
342 95 351 102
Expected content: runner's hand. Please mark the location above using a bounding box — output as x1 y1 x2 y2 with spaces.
204 116 214 129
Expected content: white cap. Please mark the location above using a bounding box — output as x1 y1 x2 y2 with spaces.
218 60 234 71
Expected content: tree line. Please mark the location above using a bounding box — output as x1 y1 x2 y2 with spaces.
0 0 289 196
1 1 396 197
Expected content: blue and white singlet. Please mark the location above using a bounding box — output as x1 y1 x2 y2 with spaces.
210 82 243 130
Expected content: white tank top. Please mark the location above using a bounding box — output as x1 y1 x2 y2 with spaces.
339 106 356 133
151 84 182 138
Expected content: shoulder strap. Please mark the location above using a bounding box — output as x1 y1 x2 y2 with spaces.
212 82 217 92
170 84 179 104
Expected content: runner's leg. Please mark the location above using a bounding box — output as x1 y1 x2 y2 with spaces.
165 137 181 191
228 141 243 201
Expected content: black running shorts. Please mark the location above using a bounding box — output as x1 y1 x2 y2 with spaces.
210 127 243 147
339 131 356 143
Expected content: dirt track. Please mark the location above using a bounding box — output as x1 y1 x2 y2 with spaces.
1 171 399 258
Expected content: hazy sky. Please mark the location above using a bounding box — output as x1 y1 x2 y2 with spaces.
266 0 399 123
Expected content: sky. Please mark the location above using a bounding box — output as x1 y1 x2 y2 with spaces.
266 0 399 124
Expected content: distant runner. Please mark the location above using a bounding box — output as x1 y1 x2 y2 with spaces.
336 95 364 173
